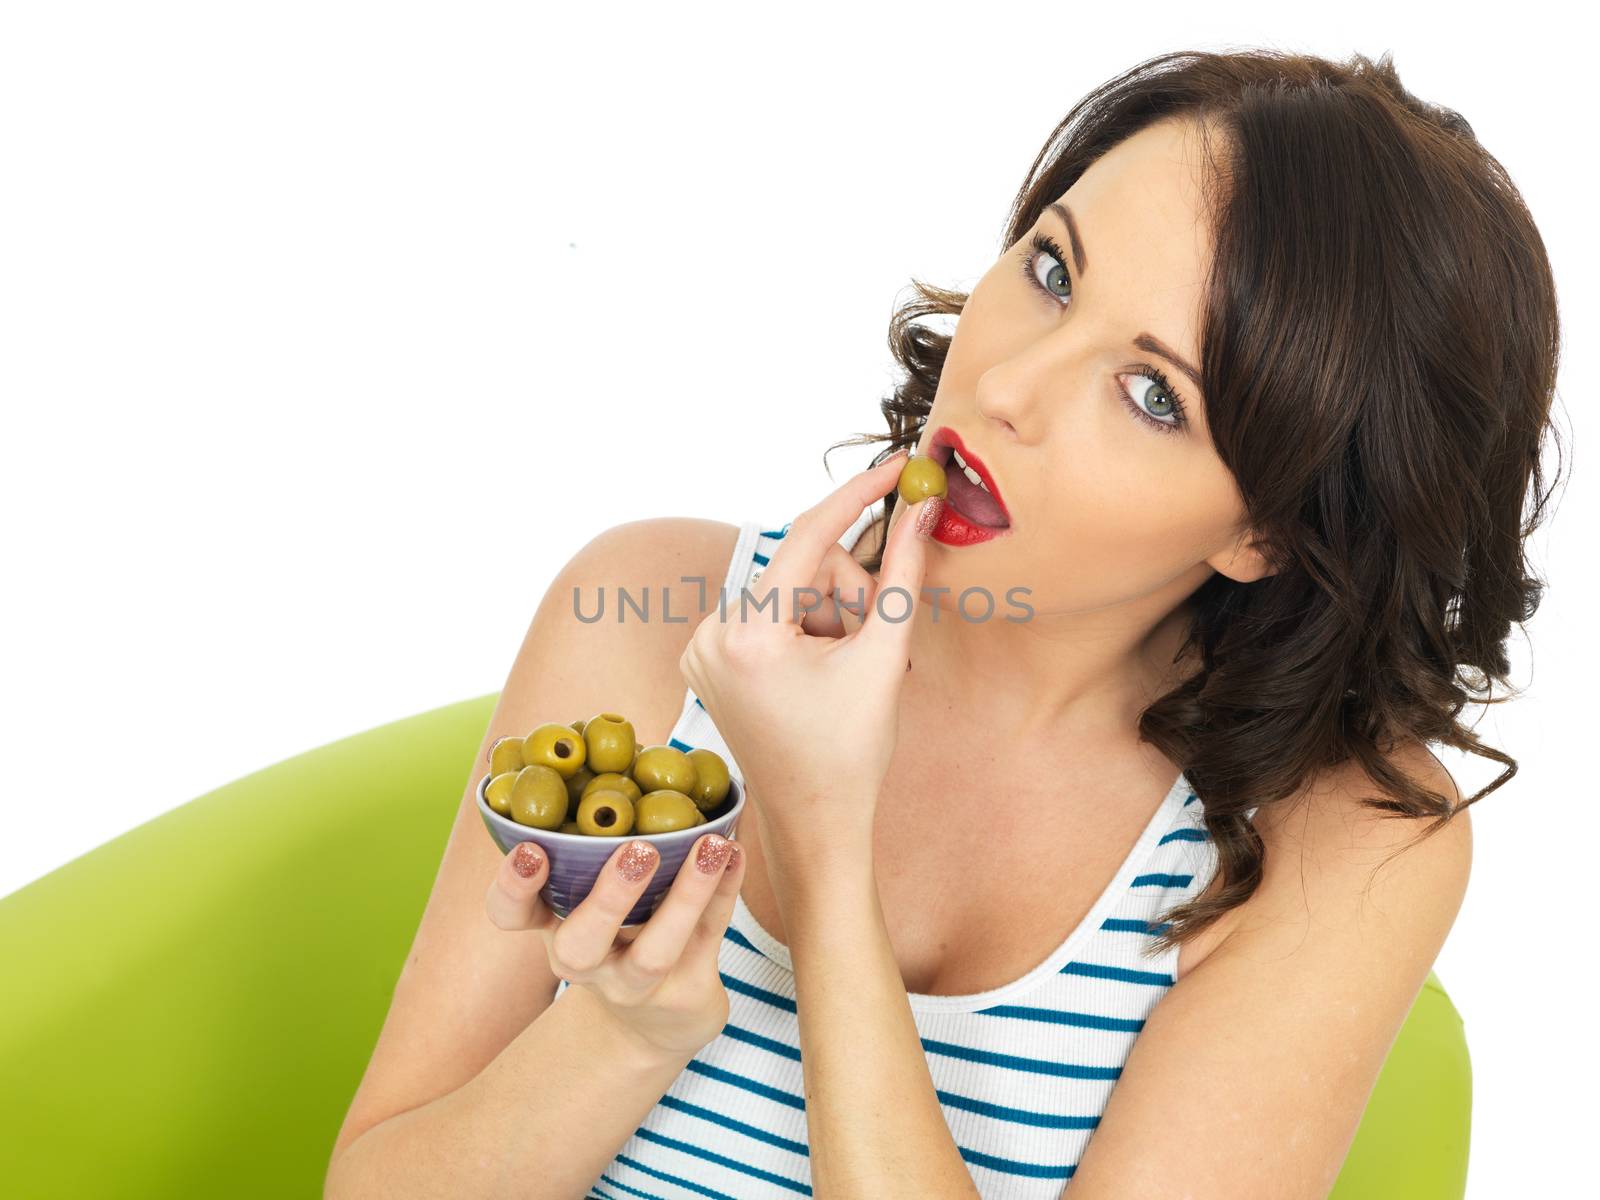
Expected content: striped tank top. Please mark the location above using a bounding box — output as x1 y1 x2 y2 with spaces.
558 504 1232 1199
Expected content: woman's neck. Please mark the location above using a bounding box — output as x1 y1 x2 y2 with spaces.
853 508 1201 746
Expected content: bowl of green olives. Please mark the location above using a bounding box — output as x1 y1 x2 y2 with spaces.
475 711 744 925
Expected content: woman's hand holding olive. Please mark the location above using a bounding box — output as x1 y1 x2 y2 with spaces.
677 451 934 877
485 832 746 1059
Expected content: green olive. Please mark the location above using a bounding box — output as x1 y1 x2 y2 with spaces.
685 748 730 812
635 789 701 833
488 735 525 777
897 454 948 504
632 746 697 796
560 820 583 834
509 764 568 830
522 723 587 778
583 712 636 774
582 772 642 804
570 718 588 736
563 762 595 797
562 764 595 821
484 770 518 817
577 789 636 836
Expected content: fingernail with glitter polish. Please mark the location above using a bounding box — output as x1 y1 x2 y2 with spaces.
915 496 945 540
617 840 659 883
512 841 543 878
696 834 733 875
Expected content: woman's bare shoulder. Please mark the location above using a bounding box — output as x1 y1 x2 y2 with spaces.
579 517 742 581
569 517 743 609
563 516 743 659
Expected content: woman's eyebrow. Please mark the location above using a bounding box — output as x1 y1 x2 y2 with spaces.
1047 201 1203 394
1134 333 1203 394
1047 202 1088 275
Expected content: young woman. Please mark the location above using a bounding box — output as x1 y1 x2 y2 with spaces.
327 48 1562 1199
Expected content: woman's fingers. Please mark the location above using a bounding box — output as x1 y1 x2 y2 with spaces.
858 495 934 659
682 835 746 969
799 543 879 639
758 451 909 627
550 839 662 976
485 840 556 933
611 833 738 991
488 832 746 1011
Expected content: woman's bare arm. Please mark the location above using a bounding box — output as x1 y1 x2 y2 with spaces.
324 517 740 1196
325 983 697 1200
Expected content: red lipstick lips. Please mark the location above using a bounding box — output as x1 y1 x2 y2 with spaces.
925 426 1012 546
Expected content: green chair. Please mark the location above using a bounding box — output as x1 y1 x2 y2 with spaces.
0 693 1472 1198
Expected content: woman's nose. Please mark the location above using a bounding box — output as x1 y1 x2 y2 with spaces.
974 355 1058 442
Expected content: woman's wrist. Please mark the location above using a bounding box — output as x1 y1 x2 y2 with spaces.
768 828 878 917
561 976 706 1071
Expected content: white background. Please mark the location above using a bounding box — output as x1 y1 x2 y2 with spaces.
3 3 1593 1193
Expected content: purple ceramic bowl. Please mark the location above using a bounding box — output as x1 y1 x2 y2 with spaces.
476 770 746 926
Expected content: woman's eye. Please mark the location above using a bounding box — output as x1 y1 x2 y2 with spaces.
1118 372 1182 430
1020 232 1073 305
1029 249 1071 301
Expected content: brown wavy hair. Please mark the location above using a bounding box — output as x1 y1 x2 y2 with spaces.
825 48 1567 956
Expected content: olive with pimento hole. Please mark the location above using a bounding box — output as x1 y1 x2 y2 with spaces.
522 723 587 778
577 788 636 836
583 712 637 774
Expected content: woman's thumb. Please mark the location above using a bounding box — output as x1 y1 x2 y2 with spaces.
486 840 553 931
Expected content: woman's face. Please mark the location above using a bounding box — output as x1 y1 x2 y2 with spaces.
913 116 1271 619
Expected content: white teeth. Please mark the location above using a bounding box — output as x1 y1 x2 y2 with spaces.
949 448 990 493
